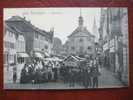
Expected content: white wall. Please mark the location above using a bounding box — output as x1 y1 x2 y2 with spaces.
4 30 16 63
16 34 25 52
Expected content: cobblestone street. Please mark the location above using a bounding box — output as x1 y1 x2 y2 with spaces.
98 67 124 88
4 66 125 89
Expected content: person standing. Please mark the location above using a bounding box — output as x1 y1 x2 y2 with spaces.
82 69 88 88
13 66 17 83
90 59 101 88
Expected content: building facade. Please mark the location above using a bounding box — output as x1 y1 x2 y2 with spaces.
99 8 128 85
65 13 95 57
16 34 28 63
33 28 53 57
5 16 54 59
4 23 17 67
120 8 129 84
52 37 63 56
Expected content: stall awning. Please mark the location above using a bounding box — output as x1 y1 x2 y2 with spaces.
34 52 43 58
44 52 50 57
17 52 29 58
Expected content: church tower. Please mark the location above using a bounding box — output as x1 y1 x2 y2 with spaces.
67 9 95 57
78 9 84 27
92 17 99 42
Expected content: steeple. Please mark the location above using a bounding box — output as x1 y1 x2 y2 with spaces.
93 17 99 42
79 8 84 27
93 17 96 28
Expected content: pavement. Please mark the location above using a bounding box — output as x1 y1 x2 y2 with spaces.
4 66 126 89
4 64 24 83
98 67 124 88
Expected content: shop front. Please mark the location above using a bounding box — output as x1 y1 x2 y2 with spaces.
17 52 29 64
103 42 110 69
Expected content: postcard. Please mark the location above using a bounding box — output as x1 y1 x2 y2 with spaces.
3 7 129 89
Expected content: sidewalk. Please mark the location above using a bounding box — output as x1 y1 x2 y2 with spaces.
98 67 125 88
4 66 126 89
4 66 13 83
4 64 24 84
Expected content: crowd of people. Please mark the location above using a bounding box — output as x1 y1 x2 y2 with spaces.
60 58 101 88
20 59 60 84
12 57 101 88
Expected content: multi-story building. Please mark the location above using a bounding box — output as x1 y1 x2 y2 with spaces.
4 23 17 67
65 13 95 57
120 8 129 84
99 8 128 85
52 37 63 56
16 34 27 63
62 40 69 56
33 28 53 57
99 8 106 46
5 16 54 59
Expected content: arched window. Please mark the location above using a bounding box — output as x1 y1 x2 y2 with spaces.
79 38 83 42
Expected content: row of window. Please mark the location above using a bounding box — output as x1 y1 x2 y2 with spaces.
5 30 14 37
70 46 92 51
35 33 49 42
4 41 15 49
4 41 25 50
16 41 25 52
4 53 15 64
34 40 49 51
71 37 94 43
4 53 26 64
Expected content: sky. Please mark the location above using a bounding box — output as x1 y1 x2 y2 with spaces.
4 8 101 44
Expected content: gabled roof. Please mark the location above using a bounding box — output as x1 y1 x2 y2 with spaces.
74 56 85 61
6 21 35 33
5 16 53 42
64 55 79 62
63 55 85 62
68 26 95 38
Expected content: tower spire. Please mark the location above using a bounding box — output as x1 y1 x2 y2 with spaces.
93 17 96 26
93 16 99 42
80 8 82 17
79 8 83 27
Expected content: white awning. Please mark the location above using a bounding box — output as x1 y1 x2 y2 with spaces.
110 47 115 53
34 52 43 58
17 52 29 58
44 52 49 57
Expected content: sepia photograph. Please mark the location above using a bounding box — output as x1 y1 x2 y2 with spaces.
3 7 129 89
